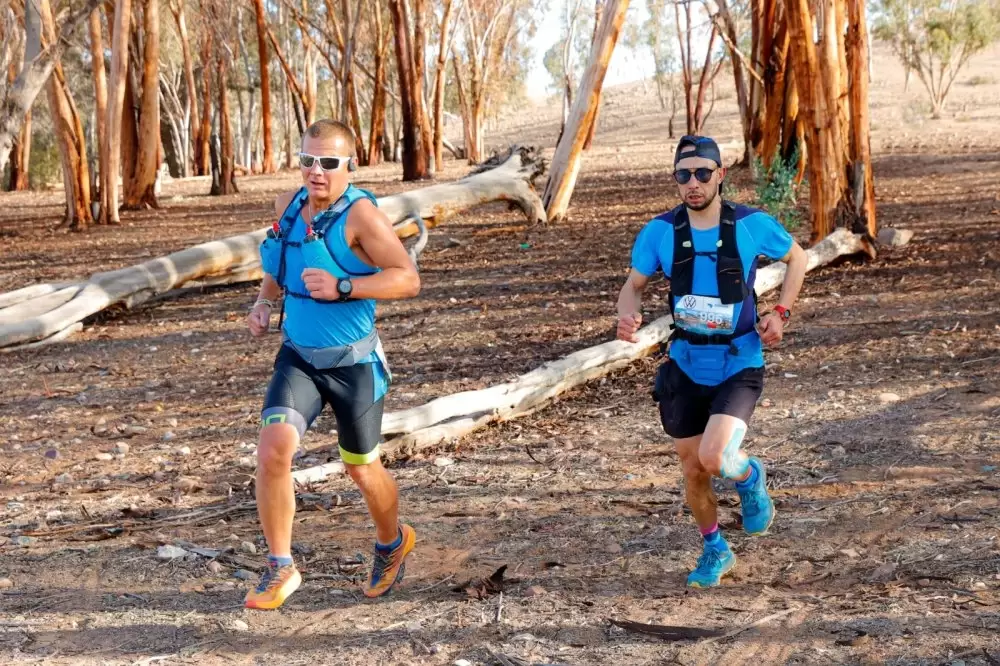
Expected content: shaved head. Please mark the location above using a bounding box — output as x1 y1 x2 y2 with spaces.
302 119 356 157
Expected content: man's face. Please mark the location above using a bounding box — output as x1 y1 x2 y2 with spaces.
674 154 724 211
300 134 352 201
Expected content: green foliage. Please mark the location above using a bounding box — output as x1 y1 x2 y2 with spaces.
872 0 1000 115
752 146 803 231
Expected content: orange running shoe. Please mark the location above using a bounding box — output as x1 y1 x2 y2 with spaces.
244 561 302 610
363 524 416 598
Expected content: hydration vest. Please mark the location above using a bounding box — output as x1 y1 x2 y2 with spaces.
259 185 379 328
667 201 758 348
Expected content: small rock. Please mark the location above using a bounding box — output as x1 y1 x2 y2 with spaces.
292 543 314 556
95 452 114 462
240 541 257 555
0 578 13 590
454 660 474 666
45 510 63 522
144 392 157 402
603 542 623 555
405 621 423 633
446 238 464 248
163 432 176 442
152 471 165 482
12 536 36 547
232 620 249 632
869 562 898 583
167 418 179 428
433 457 455 467
972 581 987 591
44 448 60 459
238 457 256 469
878 392 902 404
840 548 861 559
830 445 847 457
114 442 130 455
157 545 189 560
207 561 225 575
525 585 547 597
649 526 670 539
54 473 74 484
760 398 772 408
177 446 191 456
624 473 637 481
173 477 200 493
127 425 148 435
233 569 254 581
877 227 914 247
92 478 111 489
181 330 193 338
6 501 25 512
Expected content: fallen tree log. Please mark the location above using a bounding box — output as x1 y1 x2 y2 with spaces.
367 228 863 454
0 146 545 350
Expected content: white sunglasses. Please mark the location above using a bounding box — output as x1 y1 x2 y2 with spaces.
298 153 351 171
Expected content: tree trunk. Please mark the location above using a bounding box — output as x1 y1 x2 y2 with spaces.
39 0 93 230
412 0 433 170
691 25 719 134
99 0 131 225
432 0 454 172
211 61 238 195
252 0 276 173
760 19 790 169
197 35 213 175
341 0 367 161
582 0 604 151
542 0 629 222
388 0 428 180
87 8 107 204
714 0 750 164
123 0 160 210
676 1 693 135
169 0 199 177
5 52 32 192
452 52 474 164
367 6 389 167
846 0 876 255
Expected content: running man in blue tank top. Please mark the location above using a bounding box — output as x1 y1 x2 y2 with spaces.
245 120 421 609
616 136 808 588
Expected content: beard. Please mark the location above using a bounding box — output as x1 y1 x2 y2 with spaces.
684 187 717 212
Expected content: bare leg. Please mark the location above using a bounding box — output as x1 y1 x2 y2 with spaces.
697 414 751 482
255 423 299 557
347 458 400 545
676 435 718 531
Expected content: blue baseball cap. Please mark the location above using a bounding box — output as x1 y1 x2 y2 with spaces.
674 135 722 167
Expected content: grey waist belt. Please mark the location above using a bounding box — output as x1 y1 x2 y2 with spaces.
283 328 382 371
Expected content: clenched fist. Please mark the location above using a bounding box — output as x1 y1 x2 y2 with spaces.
617 312 642 343
757 312 784 347
248 302 272 337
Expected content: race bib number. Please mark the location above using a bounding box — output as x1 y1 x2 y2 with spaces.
674 294 736 335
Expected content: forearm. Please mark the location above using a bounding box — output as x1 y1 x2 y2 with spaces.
777 247 807 309
257 273 282 302
350 267 420 301
617 280 643 318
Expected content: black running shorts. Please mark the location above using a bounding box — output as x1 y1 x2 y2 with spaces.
654 360 764 439
261 344 385 465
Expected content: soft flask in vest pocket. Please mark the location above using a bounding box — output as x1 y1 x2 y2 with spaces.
259 222 283 277
300 226 349 280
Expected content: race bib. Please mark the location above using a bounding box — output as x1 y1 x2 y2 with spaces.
674 294 736 335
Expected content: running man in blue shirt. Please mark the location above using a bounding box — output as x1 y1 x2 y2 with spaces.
617 135 808 588
246 120 420 608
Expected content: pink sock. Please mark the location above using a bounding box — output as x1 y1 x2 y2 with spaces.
699 523 719 536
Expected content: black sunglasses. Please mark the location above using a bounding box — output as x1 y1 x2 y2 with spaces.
672 167 717 185
299 153 350 171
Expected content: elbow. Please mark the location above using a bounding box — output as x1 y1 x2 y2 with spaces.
405 270 421 298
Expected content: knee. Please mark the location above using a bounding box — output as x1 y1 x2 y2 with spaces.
679 449 709 483
257 425 298 475
345 458 384 487
698 447 724 478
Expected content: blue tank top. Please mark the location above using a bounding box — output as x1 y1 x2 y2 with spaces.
278 186 380 352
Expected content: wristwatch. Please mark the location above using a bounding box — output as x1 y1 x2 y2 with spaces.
336 277 353 301
772 304 791 322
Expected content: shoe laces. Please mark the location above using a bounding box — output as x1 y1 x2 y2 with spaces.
255 562 283 594
696 547 724 572
371 546 394 577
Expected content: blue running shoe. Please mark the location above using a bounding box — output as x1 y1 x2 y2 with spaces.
686 539 736 588
737 457 775 536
